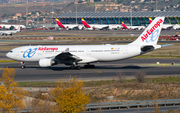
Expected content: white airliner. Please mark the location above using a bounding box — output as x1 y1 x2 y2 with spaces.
55 18 80 30
108 24 122 30
0 24 25 29
0 26 21 36
121 22 145 30
173 24 180 30
6 17 170 69
81 18 109 30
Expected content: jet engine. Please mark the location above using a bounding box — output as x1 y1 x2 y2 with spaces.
39 58 55 67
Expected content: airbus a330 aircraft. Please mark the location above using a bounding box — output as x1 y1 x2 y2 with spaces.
55 18 80 30
6 17 170 69
81 18 109 30
0 26 21 36
121 22 145 30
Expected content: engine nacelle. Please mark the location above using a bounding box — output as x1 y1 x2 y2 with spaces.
78 26 84 30
39 58 53 67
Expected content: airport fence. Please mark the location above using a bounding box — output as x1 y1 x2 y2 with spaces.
4 98 180 112
86 98 180 111
0 36 136 41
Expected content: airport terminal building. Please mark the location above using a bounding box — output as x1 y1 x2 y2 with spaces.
56 11 180 26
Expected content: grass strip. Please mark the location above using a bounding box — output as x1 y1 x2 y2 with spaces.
18 76 180 87
0 60 17 63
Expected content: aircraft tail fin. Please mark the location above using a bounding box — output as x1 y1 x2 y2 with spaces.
122 22 128 29
149 17 153 23
55 18 65 28
81 18 91 28
129 17 165 46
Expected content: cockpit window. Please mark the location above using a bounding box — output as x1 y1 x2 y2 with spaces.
9 51 13 53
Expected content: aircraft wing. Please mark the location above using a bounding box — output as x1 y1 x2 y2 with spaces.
54 48 98 64
55 52 81 62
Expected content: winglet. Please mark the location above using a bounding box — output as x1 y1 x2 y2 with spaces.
64 48 69 52
15 25 21 32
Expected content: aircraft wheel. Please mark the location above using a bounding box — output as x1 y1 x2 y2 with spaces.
84 65 88 68
21 65 25 69
75 66 81 70
84 65 95 69
90 65 95 68
70 66 75 69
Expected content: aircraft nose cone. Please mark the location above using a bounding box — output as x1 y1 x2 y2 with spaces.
6 52 10 58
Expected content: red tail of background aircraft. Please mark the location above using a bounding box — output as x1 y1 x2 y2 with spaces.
55 18 65 28
81 18 91 28
149 17 153 23
122 22 128 29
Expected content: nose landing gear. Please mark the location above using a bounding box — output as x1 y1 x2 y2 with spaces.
21 62 25 69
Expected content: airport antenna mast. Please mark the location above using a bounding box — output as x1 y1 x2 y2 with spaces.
76 3 77 24
156 0 157 11
26 0 28 26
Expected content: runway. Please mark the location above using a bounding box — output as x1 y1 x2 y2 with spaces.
0 59 180 82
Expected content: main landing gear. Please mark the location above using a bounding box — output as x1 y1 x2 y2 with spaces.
84 63 95 68
21 62 25 69
70 62 81 70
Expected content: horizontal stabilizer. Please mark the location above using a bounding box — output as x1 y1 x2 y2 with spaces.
161 44 173 47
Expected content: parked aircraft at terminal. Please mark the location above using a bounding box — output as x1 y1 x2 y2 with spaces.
55 18 81 30
0 24 25 29
81 18 109 30
0 26 21 36
121 22 145 30
173 24 180 30
6 17 172 69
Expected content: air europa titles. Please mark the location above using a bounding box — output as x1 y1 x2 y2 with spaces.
141 19 163 42
38 47 58 51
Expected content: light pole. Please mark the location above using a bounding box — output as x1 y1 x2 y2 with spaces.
52 0 54 13
76 3 77 24
95 3 96 12
156 0 157 11
130 3 132 26
26 0 28 26
130 1 135 26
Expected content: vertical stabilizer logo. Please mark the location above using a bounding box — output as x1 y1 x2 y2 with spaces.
141 19 163 42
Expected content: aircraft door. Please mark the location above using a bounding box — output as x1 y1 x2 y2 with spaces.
123 47 128 54
16 50 20 56
86 48 91 56
37 50 43 56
